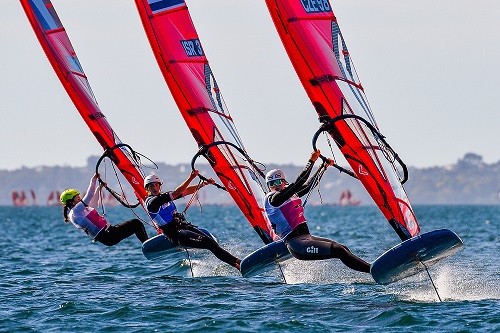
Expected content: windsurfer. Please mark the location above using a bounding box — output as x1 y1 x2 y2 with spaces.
265 150 370 273
144 171 241 270
61 174 149 246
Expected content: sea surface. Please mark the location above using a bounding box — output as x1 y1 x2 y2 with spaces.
0 205 498 332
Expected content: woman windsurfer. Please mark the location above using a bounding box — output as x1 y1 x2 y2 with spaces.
61 174 149 246
265 150 371 273
144 171 241 270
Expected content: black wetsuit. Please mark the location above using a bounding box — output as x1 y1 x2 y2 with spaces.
267 159 370 273
146 192 240 268
95 219 149 246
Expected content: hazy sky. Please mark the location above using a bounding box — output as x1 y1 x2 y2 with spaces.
1 1 499 171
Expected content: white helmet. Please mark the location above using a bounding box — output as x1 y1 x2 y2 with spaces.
265 169 286 183
144 174 163 188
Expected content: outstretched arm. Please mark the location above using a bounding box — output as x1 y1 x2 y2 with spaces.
184 177 214 196
296 157 334 197
82 174 99 206
171 170 211 199
268 150 320 207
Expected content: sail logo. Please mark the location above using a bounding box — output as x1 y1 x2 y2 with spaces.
181 39 204 57
358 165 369 176
227 181 237 191
306 246 318 254
404 208 417 232
300 0 332 13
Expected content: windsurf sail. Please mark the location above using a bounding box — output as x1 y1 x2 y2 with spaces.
30 189 38 206
12 192 20 207
21 0 147 202
134 0 276 244
265 0 419 241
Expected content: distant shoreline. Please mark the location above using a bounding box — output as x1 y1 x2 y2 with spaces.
1 153 498 206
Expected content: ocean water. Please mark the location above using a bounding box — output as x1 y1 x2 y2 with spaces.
0 205 498 332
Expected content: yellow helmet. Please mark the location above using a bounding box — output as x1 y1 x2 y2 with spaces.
60 189 80 205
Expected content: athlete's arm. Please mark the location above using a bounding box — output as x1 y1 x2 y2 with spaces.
296 161 328 197
171 170 198 199
82 174 98 206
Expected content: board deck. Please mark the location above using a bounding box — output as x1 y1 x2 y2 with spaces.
240 240 292 277
142 228 216 261
370 229 464 284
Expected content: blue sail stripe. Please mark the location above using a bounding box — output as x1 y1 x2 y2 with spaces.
29 0 62 31
148 0 185 14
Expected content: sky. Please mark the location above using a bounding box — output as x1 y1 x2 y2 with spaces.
1 0 499 171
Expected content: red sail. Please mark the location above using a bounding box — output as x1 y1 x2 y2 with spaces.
134 0 275 243
21 0 146 200
265 0 419 240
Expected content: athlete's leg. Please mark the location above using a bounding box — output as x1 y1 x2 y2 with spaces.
96 219 148 246
312 235 370 272
287 234 370 272
114 218 149 243
286 234 333 260
329 241 370 273
178 227 240 268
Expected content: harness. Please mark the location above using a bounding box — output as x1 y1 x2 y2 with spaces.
284 223 310 241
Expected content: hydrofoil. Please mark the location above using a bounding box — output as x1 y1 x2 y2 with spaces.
142 228 216 261
240 240 291 278
370 229 464 285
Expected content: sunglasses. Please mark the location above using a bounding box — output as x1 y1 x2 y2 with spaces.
268 179 284 187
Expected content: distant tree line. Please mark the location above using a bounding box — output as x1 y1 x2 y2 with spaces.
405 153 500 204
0 153 498 206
